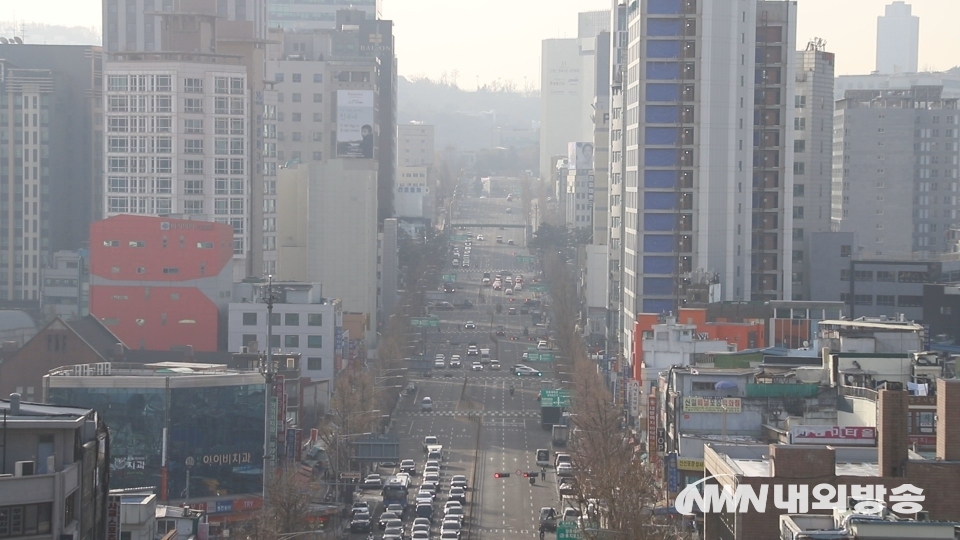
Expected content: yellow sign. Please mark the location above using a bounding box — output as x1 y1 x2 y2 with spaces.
677 459 704 471
681 396 742 413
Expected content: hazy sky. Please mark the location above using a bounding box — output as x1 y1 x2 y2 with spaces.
9 0 960 89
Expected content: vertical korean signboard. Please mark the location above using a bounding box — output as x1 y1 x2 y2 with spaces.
647 391 658 466
665 452 680 494
336 90 375 158
106 495 122 540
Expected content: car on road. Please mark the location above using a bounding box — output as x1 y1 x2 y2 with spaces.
441 519 462 537
379 512 401 529
462 260 470 268
425 459 440 470
508 307 517 315
451 474 468 489
444 500 462 512
538 340 549 350
467 344 479 356
423 435 439 451
492 281 502 290
496 236 503 243
504 288 514 296
383 526 403 539
505 208 513 214
434 358 445 369
362 474 382 489
424 465 439 476
482 277 491 285
449 486 467 505
440 531 459 540
505 277 513 284
414 518 431 530
350 514 372 533
416 503 434 520
508 239 515 245
411 531 430 540
539 508 559 532
514 282 522 291
415 490 434 505
452 259 459 266
495 325 505 336
477 234 484 240
449 357 462 368
491 361 501 370
515 366 543 377
421 397 433 411
399 459 417 475
386 503 404 516
558 480 577 496
423 472 441 490
464 321 476 329
471 361 483 371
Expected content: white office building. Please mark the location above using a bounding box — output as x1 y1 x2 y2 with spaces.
103 57 251 279
229 281 341 384
267 0 379 30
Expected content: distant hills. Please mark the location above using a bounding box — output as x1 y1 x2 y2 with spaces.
398 76 539 152
0 22 100 47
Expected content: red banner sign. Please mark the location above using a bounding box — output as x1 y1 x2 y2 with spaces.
790 425 876 445
647 394 658 464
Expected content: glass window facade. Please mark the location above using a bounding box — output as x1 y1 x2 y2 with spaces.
48 382 265 498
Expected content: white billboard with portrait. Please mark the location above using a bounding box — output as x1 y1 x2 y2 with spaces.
567 142 595 171
336 90 375 158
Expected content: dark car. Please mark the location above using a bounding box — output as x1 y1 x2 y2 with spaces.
496 326 506 336
508 307 517 315
458 299 474 309
350 514 372 533
416 503 434 520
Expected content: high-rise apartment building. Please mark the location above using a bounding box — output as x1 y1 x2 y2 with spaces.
832 86 959 258
0 46 102 301
267 0 379 30
876 1 919 75
620 0 797 367
606 1 628 357
398 123 434 167
791 40 835 300
103 56 251 278
539 11 610 179
102 0 267 52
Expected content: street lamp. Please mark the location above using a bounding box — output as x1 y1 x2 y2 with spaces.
259 275 279 504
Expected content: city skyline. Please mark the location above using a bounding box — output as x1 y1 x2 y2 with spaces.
4 0 959 90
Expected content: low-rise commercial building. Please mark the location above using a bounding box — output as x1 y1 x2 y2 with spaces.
0 396 110 540
43 362 267 519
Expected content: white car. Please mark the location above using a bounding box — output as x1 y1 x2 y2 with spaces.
462 260 470 268
477 234 484 240
504 287 514 296
464 321 476 329
444 501 462 512
471 361 483 371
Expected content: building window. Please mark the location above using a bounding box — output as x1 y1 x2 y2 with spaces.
184 160 203 174
854 294 873 306
242 313 257 325
285 313 300 326
184 180 203 194
284 335 299 348
184 78 203 93
853 270 873 282
307 357 322 370
877 295 896 307
898 295 923 307
840 269 850 281
270 313 281 326
292 93 301 103
877 271 895 282
308 335 322 348
292 73 302 82
183 200 203 214
184 98 203 113
185 119 203 134
308 313 322 326
184 139 203 154
691 382 715 391
0 502 54 536
162 267 179 274
242 334 257 348
840 245 852 257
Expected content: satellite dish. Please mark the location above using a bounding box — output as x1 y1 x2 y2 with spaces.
0 38 7 44
13 37 22 44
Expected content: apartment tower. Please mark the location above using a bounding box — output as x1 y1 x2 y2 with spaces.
876 1 919 75
620 0 797 366
791 40 835 300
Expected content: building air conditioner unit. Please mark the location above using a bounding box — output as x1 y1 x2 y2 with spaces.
15 461 35 476
241 346 249 354
915 511 930 521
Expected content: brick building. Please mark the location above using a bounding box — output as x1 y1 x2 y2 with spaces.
700 379 960 539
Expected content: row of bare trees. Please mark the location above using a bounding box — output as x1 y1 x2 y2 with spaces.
542 250 695 540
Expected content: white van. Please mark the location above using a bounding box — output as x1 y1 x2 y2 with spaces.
421 397 433 412
452 259 459 266
480 348 491 362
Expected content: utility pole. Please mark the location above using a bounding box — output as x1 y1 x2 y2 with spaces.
260 275 278 504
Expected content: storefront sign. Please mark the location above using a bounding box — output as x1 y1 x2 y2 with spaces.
910 435 937 446
647 393 658 464
198 452 253 466
666 453 679 493
657 428 666 453
791 425 876 446
677 458 704 471
106 495 122 540
681 396 742 413
113 455 146 470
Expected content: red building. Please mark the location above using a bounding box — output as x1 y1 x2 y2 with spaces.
89 215 234 351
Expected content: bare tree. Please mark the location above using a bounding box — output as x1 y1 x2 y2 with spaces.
242 468 315 540
316 368 377 477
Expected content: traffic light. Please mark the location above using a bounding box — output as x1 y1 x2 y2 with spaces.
494 472 511 479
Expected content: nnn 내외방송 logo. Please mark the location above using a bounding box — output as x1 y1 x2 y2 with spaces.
674 475 925 515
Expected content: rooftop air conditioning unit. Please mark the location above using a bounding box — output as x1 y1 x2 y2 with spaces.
15 461 35 476
241 346 249 354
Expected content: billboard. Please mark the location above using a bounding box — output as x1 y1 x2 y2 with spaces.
336 90 375 158
106 495 122 540
790 425 876 446
567 142 594 171
681 396 742 414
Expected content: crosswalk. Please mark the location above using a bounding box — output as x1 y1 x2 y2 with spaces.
401 410 541 418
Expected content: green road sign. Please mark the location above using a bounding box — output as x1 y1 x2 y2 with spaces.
411 318 440 328
527 347 539 353
541 353 555 362
442 274 457 283
450 235 467 242
527 353 541 362
540 389 571 407
515 255 536 263
557 522 584 540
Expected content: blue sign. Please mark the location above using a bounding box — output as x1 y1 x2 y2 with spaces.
214 500 234 514
666 453 680 493
286 428 297 460
335 327 344 353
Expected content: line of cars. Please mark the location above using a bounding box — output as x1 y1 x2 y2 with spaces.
451 237 474 268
